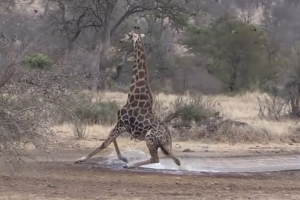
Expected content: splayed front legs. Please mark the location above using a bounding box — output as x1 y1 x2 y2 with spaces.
74 125 128 164
75 126 181 170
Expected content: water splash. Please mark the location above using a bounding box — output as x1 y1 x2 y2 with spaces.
95 151 300 174
98 147 150 165
99 148 218 173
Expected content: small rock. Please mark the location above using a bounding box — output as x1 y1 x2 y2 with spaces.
47 184 57 188
88 165 97 170
183 148 194 152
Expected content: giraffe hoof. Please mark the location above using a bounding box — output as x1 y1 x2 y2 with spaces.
74 157 86 164
120 157 128 163
123 164 132 169
74 160 84 164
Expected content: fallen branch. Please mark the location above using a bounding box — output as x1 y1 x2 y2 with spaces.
161 110 182 124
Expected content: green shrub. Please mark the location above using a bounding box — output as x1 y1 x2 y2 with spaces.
23 53 53 69
172 95 218 123
73 101 120 125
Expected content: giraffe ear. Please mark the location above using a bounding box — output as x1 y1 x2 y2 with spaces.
140 34 145 38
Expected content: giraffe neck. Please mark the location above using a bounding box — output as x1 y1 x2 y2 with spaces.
125 36 153 110
130 38 149 87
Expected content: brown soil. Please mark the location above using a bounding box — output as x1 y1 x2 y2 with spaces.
1 143 300 200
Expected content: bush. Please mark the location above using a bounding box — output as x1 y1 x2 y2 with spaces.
287 127 300 143
72 119 88 140
152 95 172 122
22 53 53 69
0 80 54 172
172 95 219 123
73 100 120 125
257 95 290 120
205 124 271 144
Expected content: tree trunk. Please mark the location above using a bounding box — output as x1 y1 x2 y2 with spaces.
97 3 114 92
97 47 109 92
229 58 239 92
115 46 134 85
60 40 75 67
289 80 300 117
88 46 100 92
229 68 237 92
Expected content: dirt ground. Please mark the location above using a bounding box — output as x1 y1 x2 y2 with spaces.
1 139 300 200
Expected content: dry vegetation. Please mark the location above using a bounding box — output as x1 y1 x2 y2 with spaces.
52 90 300 146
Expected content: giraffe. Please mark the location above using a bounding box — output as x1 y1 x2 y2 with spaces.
120 27 154 114
74 26 181 168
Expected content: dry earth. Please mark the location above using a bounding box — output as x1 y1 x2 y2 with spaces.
1 139 300 200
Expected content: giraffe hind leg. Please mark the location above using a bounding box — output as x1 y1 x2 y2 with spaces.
160 143 181 166
124 139 159 169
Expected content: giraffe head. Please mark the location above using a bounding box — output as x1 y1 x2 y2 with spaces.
119 26 145 45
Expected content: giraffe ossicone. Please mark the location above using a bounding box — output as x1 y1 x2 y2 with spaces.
74 26 181 169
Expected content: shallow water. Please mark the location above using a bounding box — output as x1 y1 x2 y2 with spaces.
95 148 300 174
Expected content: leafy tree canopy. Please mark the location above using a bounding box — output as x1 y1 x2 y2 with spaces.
181 14 277 92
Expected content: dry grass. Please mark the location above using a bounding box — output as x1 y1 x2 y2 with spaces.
53 90 300 144
214 91 295 138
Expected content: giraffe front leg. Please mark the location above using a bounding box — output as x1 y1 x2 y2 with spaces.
124 139 159 169
75 126 121 164
74 138 111 164
113 139 128 163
